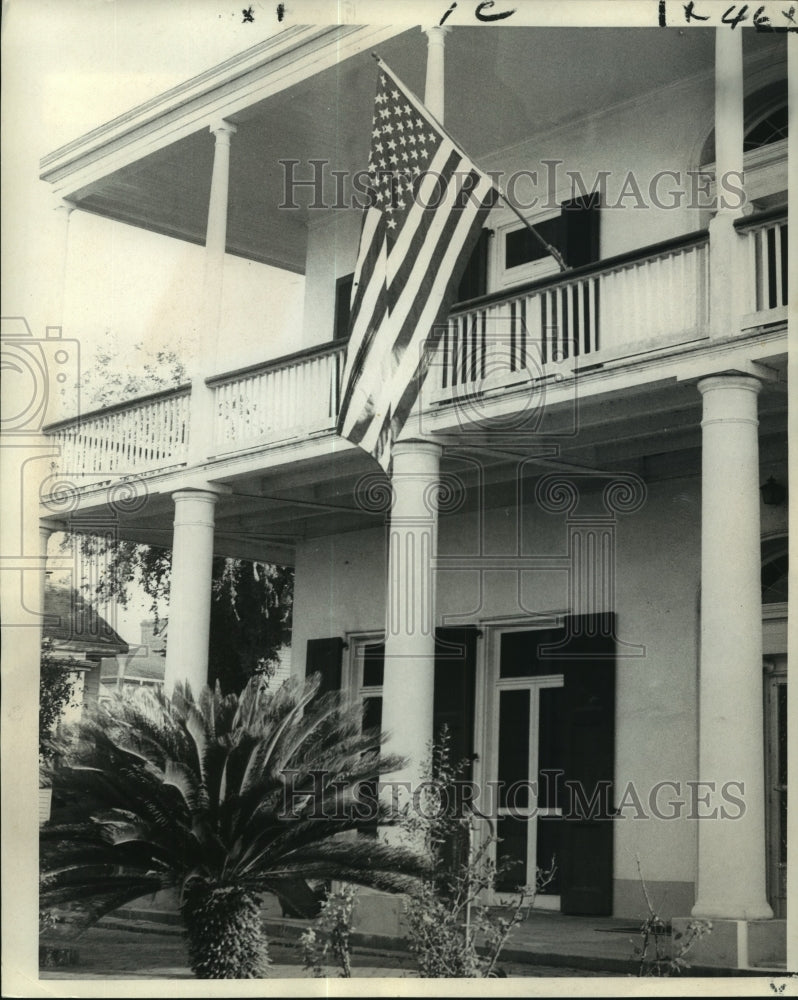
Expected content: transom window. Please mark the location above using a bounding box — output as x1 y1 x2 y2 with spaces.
744 105 788 152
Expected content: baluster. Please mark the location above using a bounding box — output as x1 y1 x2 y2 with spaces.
744 228 757 314
327 353 336 422
756 229 768 312
286 364 295 431
678 250 687 332
599 269 613 351
266 368 275 435
440 321 451 391
772 225 783 308
573 280 583 357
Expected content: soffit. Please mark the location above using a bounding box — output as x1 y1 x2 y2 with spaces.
43 26 783 273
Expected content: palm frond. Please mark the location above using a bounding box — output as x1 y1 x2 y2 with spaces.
42 675 427 933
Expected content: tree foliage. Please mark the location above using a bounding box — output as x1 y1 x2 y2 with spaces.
81 338 188 410
39 640 79 762
68 533 293 694
64 341 293 694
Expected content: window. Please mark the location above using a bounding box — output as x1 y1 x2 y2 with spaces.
744 105 788 152
492 194 601 291
348 635 385 837
356 636 384 732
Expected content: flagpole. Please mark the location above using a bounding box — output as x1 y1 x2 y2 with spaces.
370 51 568 274
496 188 569 273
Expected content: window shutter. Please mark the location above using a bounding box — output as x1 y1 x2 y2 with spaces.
560 193 600 269
305 637 344 695
455 230 491 303
539 612 615 916
334 273 354 340
433 626 479 776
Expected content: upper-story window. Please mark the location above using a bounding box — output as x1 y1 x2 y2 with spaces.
334 273 355 340
741 102 787 210
453 193 601 303
744 105 788 152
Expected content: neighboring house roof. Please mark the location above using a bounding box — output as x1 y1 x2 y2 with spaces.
100 620 167 686
43 587 129 657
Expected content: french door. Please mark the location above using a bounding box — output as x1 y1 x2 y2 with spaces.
493 672 564 908
488 619 616 915
764 655 787 918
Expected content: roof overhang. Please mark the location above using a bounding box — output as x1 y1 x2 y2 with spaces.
39 26 784 274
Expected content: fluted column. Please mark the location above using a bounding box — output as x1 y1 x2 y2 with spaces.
422 26 450 122
381 441 441 794
709 28 745 337
163 490 218 694
692 376 772 919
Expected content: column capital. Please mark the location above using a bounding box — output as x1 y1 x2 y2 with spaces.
171 488 222 505
697 374 762 397
39 519 66 539
392 439 443 463
209 119 237 142
53 198 75 217
422 25 451 43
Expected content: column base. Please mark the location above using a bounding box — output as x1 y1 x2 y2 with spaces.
692 897 774 920
672 916 786 971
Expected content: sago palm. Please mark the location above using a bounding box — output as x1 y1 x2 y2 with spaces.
40 674 428 978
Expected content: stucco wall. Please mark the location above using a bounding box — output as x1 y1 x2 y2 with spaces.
292 473 705 913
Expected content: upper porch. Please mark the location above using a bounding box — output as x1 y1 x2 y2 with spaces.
36 21 789 559
39 205 788 563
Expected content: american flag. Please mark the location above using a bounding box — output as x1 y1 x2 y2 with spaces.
336 57 498 472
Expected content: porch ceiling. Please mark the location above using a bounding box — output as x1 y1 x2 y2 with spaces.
40 25 747 273
204 365 787 557
58 355 786 565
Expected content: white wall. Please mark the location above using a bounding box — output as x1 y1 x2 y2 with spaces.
293 473 704 895
301 211 361 347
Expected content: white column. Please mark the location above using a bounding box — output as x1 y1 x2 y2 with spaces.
163 490 218 695
709 28 745 337
787 34 798 977
38 524 55 626
422 27 450 122
203 121 237 348
52 199 75 331
188 120 236 465
381 441 441 796
692 375 772 920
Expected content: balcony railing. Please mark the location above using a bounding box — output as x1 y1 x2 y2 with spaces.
737 209 788 314
429 231 709 401
42 215 786 483
209 341 344 454
46 386 190 477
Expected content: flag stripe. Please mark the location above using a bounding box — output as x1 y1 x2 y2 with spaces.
347 209 382 337
347 169 479 451
359 176 496 460
340 145 460 430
